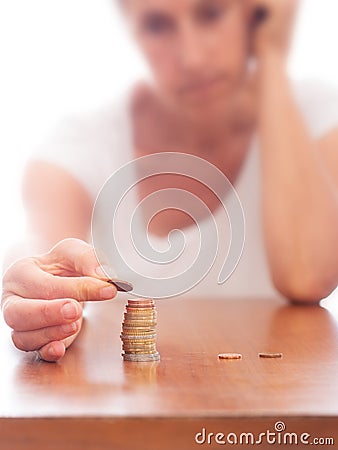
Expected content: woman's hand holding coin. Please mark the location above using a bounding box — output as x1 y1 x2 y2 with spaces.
1 238 118 362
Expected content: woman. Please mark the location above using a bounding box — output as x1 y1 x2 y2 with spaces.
2 0 338 362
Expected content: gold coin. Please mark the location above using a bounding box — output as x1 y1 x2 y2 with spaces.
124 320 156 324
122 343 156 347
120 334 156 339
124 314 157 320
126 308 154 311
122 329 156 332
124 316 156 320
123 322 157 326
123 327 156 330
122 328 155 337
122 332 156 336
124 318 156 322
122 344 156 348
122 326 156 331
126 306 156 312
120 335 156 340
123 343 157 348
125 311 155 316
128 298 154 304
123 322 155 326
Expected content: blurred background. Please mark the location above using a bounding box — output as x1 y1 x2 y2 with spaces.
0 0 337 304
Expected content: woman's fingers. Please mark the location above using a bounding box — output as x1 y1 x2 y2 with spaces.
2 296 82 332
50 274 117 301
247 0 300 58
37 341 66 363
3 257 117 302
1 239 116 362
11 319 81 352
45 238 109 278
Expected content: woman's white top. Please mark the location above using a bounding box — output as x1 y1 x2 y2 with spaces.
32 80 338 299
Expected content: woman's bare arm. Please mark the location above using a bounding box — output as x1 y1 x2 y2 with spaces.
249 0 338 302
4 160 93 269
257 53 338 303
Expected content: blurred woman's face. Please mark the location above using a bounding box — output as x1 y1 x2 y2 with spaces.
124 0 250 112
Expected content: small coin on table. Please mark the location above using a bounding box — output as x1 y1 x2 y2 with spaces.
218 353 242 360
258 352 283 359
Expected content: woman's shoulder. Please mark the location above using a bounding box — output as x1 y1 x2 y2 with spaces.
59 90 132 138
291 78 338 137
36 89 133 153
31 89 134 201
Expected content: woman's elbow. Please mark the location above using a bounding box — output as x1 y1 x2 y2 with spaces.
273 274 337 305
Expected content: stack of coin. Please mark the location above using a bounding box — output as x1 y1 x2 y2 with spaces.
120 298 160 362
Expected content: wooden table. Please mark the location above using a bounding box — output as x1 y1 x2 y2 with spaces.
1 296 338 449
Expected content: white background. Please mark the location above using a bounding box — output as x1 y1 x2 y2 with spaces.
0 0 337 305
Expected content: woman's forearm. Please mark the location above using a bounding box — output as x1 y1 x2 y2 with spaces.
257 52 338 302
2 162 93 273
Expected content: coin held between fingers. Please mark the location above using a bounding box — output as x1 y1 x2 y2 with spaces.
107 279 133 293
